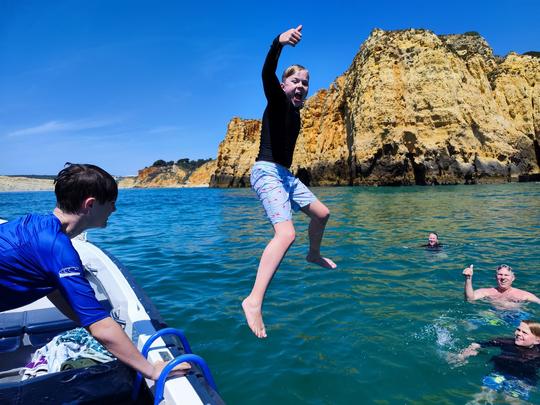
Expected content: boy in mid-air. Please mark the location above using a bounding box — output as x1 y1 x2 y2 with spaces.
242 25 336 339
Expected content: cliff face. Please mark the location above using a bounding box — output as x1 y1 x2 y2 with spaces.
291 76 350 185
121 161 218 188
187 160 218 185
131 165 189 188
344 29 539 185
211 118 261 187
210 29 540 187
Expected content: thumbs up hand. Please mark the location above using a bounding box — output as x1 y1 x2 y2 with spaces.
279 25 303 47
463 264 474 278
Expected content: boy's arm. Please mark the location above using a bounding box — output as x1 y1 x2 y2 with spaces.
261 25 303 102
88 317 190 380
47 289 80 322
261 37 284 102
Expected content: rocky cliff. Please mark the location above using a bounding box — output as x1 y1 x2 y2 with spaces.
210 29 540 187
121 160 216 188
211 118 262 187
186 160 218 186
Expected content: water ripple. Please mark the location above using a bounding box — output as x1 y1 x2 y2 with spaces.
1 183 539 403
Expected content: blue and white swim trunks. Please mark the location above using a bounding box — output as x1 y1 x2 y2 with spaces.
250 161 316 225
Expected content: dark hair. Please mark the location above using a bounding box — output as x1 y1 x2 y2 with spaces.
54 163 118 213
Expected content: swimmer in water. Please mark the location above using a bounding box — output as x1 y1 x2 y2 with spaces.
463 264 540 309
458 320 540 400
423 232 442 249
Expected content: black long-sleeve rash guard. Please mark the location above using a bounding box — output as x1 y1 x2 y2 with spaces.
255 36 301 169
479 338 540 384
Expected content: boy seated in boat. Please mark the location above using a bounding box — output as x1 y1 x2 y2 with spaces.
0 163 189 380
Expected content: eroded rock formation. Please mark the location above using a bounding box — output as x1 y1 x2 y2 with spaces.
186 160 218 186
130 165 189 188
211 118 261 187
210 29 540 187
119 159 217 188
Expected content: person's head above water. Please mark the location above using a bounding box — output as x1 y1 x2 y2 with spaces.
515 320 540 347
495 264 515 291
427 232 439 246
281 64 309 108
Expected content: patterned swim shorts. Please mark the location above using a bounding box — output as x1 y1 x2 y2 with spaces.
250 161 316 225
482 372 532 400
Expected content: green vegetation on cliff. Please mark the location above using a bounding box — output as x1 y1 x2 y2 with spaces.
151 158 213 173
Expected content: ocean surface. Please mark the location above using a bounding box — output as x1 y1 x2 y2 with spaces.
1 183 539 404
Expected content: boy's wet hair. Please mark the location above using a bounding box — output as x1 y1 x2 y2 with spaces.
54 163 118 213
281 64 309 82
523 320 540 338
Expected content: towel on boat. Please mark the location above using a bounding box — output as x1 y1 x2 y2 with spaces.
22 327 115 380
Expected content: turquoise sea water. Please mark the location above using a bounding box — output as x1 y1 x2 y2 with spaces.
1 183 539 404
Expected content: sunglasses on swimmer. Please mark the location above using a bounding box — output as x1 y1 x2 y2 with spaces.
497 264 513 272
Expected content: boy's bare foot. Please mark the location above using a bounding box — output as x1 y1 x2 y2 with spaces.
306 254 337 269
242 298 267 338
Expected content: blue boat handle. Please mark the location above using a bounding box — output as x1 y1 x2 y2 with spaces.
153 354 218 405
132 328 193 400
141 327 193 356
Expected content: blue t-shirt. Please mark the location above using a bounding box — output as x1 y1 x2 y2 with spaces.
0 213 109 326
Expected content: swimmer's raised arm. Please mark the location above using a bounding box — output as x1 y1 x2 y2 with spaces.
463 265 493 301
463 264 476 301
279 25 303 47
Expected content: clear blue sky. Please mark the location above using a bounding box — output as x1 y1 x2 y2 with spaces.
1 0 538 175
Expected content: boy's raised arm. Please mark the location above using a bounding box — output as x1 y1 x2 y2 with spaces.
279 25 303 47
262 25 303 102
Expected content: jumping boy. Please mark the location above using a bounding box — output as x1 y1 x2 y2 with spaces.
242 25 336 339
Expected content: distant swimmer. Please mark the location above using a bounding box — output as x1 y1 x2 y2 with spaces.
423 232 442 249
463 264 540 308
242 25 337 339
456 320 540 400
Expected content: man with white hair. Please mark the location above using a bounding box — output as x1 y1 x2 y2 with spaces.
463 264 540 307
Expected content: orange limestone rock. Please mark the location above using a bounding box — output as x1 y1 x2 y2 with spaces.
186 160 217 186
131 165 189 188
343 29 539 185
211 118 261 187
292 76 350 186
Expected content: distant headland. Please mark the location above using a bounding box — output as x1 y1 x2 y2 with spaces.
0 158 217 192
